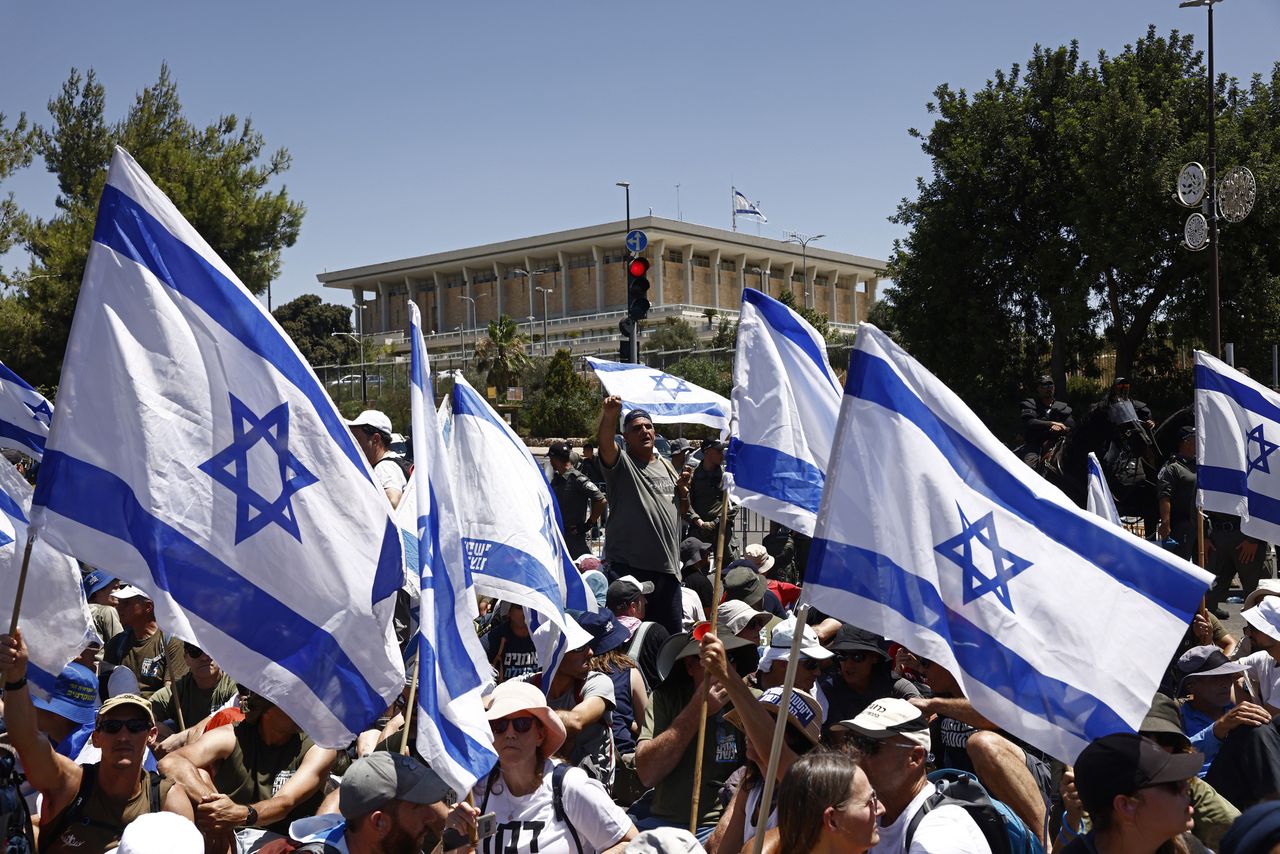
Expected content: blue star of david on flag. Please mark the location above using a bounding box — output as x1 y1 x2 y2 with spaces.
24 399 53 427
1247 424 1279 476
934 503 1034 613
650 373 691 400
199 395 320 545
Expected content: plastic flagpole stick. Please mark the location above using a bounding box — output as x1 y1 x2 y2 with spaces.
688 496 732 834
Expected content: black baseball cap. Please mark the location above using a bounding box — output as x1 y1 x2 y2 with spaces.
1036 375 1054 386
548 442 572 459
1074 733 1203 817
623 409 653 427
701 438 725 452
680 537 712 568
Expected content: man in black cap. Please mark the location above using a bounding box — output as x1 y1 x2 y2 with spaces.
597 396 690 633
547 441 606 558
668 437 693 473
607 574 670 688
1158 426 1202 564
679 537 715 619
685 438 735 558
1064 733 1203 853
1018 375 1075 467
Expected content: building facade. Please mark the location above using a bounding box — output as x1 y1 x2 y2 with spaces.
317 217 886 357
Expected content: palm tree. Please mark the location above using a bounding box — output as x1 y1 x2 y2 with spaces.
473 314 532 394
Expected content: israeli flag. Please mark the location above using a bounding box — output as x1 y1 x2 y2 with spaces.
1196 350 1280 542
0 461 97 702
727 288 841 536
803 324 1212 761
440 372 596 618
29 147 406 748
1086 453 1122 526
407 301 497 793
586 357 730 436
0 360 53 461
733 189 768 223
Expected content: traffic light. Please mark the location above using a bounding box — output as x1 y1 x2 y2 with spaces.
626 256 651 321
618 316 635 363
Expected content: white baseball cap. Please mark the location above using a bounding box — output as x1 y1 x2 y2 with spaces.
758 616 833 671
347 409 393 438
112 585 150 602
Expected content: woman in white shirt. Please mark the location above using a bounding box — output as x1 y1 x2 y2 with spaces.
444 680 638 854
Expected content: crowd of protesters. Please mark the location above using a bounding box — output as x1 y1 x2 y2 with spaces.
6 394 1280 854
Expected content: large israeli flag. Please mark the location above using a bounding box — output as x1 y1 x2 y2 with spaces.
29 147 405 748
727 288 841 536
0 461 96 702
803 324 1212 761
1196 351 1280 543
586 357 730 436
407 301 497 793
0 360 53 461
440 373 596 618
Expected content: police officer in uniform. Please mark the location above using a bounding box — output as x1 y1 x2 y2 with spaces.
685 439 736 556
548 441 606 558
1018 375 1075 467
1158 426 1202 563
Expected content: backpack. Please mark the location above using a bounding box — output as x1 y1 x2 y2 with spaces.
903 769 1044 854
39 764 162 854
478 763 583 854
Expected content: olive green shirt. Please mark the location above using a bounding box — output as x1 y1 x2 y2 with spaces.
602 448 680 576
212 721 327 834
104 629 188 699
148 671 239 730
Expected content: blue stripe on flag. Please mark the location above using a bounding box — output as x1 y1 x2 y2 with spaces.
725 437 824 514
464 538 567 608
621 400 727 419
0 421 45 458
0 485 28 525
1199 465 1247 497
91 185 369 480
0 362 39 392
742 288 839 392
810 537 1130 743
847 350 1206 616
452 381 533 460
1196 364 1280 423
34 449 389 733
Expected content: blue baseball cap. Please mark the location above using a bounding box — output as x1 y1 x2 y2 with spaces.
82 569 116 599
569 609 629 655
31 663 100 726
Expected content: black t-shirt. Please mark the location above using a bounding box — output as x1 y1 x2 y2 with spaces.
625 621 670 689
682 570 713 614
482 622 538 682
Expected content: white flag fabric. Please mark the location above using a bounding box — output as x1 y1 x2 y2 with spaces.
1196 351 1280 542
732 190 768 223
1086 453 1122 526
0 461 96 701
440 373 596 618
407 301 497 793
727 288 841 536
586 357 730 436
803 324 1212 761
0 360 53 461
30 147 405 748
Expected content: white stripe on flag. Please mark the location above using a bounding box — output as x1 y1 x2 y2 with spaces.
586 357 730 436
0 360 52 461
30 146 405 747
727 288 841 536
803 323 1211 762
408 302 497 793
1086 453 1122 526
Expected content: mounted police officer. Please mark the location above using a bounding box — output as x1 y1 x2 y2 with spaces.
1018 375 1075 468
548 441 606 558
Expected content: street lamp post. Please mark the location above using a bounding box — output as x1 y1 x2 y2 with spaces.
330 330 366 404
536 287 554 356
1181 0 1223 357
457 295 478 369
526 315 537 355
784 231 826 309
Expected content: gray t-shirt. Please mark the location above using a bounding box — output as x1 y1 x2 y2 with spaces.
546 671 616 789
602 448 680 576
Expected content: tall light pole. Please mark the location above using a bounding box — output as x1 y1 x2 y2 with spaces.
536 287 554 356
1181 0 1223 357
457 295 478 369
512 267 553 326
455 324 464 367
784 231 826 309
334 297 368 403
527 315 537 355
617 181 636 361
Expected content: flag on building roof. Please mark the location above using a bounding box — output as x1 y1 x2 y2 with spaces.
0 360 53 461
727 288 841 536
733 189 768 223
30 146 405 748
586 357 730 436
1196 350 1280 542
802 323 1212 762
0 460 96 702
407 301 497 793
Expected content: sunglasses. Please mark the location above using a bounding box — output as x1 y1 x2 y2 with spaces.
1144 779 1191 797
97 718 151 734
184 645 208 659
836 651 875 664
850 735 917 756
490 716 537 735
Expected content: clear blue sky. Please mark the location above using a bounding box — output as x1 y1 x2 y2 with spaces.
4 1 1277 309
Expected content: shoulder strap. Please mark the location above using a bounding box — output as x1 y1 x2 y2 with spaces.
39 764 98 854
551 764 584 854
627 622 654 659
148 770 162 813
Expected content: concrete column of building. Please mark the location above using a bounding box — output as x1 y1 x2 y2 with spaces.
736 253 748 300
781 261 796 304
351 288 365 336
557 250 570 317
709 247 722 310
492 262 505 318
829 269 840 323
432 272 445 332
650 239 665 306
683 242 694 305
591 245 605 312
376 281 391 332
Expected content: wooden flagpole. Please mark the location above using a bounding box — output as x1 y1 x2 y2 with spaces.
399 655 421 755
8 533 36 635
688 496 732 834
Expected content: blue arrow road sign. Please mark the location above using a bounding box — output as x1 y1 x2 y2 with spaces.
625 230 648 253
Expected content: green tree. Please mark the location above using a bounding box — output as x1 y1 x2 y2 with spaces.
665 355 731 399
272 294 356 367
526 349 597 438
647 317 699 352
0 111 34 258
778 289 840 342
1 66 305 386
709 317 738 350
473 314 532 395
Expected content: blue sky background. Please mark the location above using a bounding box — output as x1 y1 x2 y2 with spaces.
4 1 1277 309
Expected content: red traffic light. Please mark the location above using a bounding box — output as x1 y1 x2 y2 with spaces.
628 257 650 278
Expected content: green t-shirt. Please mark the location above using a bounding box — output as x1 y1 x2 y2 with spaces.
603 448 681 576
212 721 328 835
148 671 239 730
104 629 189 699
638 678 745 828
